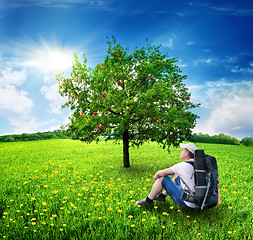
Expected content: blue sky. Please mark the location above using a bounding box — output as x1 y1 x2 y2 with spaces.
0 0 253 140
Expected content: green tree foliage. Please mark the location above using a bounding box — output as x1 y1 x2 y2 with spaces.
192 133 240 145
0 130 69 142
57 37 199 167
241 137 253 146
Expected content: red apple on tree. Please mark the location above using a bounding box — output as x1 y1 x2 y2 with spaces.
102 94 106 98
93 112 97 116
181 115 184 118
149 77 154 80
170 132 173 135
80 112 83 116
99 83 102 86
185 96 189 100
120 80 123 83
117 54 121 57
154 117 158 121
174 95 177 97
97 125 102 131
102 67 106 70
126 106 130 110
158 62 162 65
71 94 74 98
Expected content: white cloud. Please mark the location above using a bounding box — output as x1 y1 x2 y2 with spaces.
186 41 194 45
0 67 26 86
161 39 174 49
0 68 39 134
193 80 253 139
40 83 67 114
193 58 217 66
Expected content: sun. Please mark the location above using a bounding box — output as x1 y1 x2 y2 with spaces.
46 49 73 73
22 37 75 75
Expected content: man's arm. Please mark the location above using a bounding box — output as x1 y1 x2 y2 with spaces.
153 168 175 180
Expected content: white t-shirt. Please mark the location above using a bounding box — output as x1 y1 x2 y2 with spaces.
170 159 198 208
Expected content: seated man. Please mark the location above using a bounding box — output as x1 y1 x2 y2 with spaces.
136 143 199 209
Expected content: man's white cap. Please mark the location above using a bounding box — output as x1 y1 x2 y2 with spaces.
179 143 197 154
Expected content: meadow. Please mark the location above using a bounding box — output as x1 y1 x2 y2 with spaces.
0 139 252 239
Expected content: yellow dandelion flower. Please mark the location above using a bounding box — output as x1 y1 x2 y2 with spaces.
142 219 146 222
233 191 237 194
42 202 47 206
154 206 158 209
131 224 135 227
228 231 232 234
228 206 232 209
146 179 151 182
129 190 133 194
118 210 122 213
108 208 113 211
98 217 102 220
32 222 36 225
187 215 190 218
162 226 165 229
60 229 63 231
223 189 228 192
50 223 54 226
169 206 174 209
31 197 36 201
173 222 176 224
88 213 91 216
243 197 248 200
128 215 133 219
63 196 68 200
52 214 57 218
143 211 146 214
20 204 23 207
162 212 168 215
63 224 67 227
197 233 201 236
151 217 156 220
42 222 46 225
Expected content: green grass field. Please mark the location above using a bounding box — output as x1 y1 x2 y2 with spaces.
0 139 252 239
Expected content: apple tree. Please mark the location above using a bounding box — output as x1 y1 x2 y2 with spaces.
57 37 199 167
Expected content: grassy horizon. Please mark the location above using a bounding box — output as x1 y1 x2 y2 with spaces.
0 139 252 239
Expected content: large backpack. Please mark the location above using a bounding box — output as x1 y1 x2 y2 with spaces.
181 149 220 210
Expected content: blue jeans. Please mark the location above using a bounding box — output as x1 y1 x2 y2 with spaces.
162 176 186 206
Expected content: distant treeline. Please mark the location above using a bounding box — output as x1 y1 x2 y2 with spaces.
0 130 252 146
0 130 70 142
191 133 253 146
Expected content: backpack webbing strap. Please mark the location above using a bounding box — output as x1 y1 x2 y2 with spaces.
200 173 211 210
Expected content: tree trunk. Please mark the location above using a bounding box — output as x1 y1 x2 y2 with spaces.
123 130 130 168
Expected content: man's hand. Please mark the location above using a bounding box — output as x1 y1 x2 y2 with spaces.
153 168 175 180
153 170 163 180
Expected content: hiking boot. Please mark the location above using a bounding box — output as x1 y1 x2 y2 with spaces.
135 198 154 206
153 194 166 202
